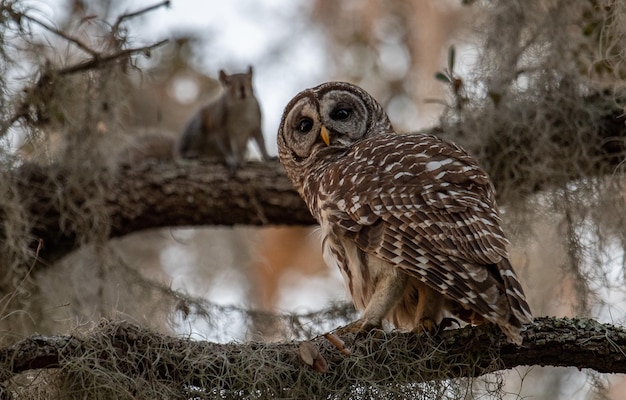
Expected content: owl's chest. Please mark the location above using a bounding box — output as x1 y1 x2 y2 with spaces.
317 206 383 310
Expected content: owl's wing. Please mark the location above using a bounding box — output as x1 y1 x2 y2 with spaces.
322 133 519 320
328 133 509 267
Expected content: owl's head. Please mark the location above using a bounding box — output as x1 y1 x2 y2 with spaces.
277 82 393 182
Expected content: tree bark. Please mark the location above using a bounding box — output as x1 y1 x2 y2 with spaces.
17 159 314 263
1 317 624 396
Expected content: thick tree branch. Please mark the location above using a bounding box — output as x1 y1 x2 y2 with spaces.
1 317 625 396
18 160 314 263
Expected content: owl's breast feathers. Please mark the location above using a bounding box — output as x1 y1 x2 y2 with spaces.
304 132 533 331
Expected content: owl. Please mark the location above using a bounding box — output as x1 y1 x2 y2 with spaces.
277 81 533 345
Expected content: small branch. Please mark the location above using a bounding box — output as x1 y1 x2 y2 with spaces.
56 39 168 75
22 14 99 56
0 39 167 137
112 0 171 34
0 4 170 137
0 317 625 396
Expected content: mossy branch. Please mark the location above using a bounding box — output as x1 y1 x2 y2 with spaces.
0 317 625 396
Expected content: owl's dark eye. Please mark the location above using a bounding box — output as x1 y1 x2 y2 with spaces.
297 118 314 133
330 107 352 121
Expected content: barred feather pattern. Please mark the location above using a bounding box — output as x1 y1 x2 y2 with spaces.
277 82 533 344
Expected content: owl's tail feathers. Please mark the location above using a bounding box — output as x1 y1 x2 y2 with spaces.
498 258 534 345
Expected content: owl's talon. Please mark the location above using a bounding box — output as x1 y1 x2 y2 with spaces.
332 320 384 341
358 321 380 333
436 317 460 335
412 317 460 336
355 323 384 340
413 317 438 335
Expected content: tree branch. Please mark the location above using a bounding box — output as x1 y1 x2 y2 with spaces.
55 39 168 75
18 160 314 263
22 14 98 56
112 0 171 34
0 3 170 137
1 317 624 396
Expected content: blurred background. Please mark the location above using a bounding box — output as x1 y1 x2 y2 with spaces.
1 0 626 398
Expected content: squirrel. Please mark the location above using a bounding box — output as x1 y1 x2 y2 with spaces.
175 66 270 170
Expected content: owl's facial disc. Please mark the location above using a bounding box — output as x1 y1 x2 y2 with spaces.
280 96 326 159
319 91 369 145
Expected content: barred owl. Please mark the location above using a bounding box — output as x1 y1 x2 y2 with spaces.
277 82 533 344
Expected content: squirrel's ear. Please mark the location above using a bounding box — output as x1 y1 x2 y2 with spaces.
219 70 228 82
247 65 253 76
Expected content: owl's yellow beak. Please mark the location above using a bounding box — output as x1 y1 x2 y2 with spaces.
320 125 330 146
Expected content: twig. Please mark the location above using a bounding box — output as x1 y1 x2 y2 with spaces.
0 1 171 137
56 39 168 75
21 14 98 57
112 1 171 35
0 240 42 319
0 39 167 137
